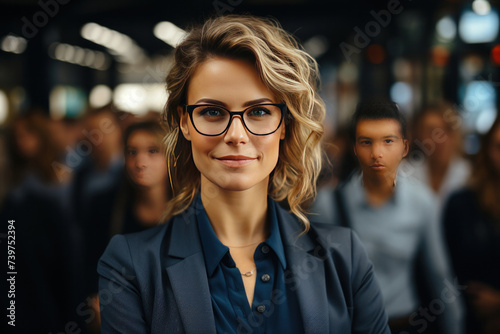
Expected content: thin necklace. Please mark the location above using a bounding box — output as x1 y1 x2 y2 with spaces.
225 240 263 248
241 268 256 277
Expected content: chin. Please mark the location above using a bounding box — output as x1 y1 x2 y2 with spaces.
203 174 268 193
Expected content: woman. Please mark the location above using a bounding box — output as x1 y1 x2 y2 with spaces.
110 120 171 235
405 102 471 208
443 116 500 334
0 110 85 333
98 14 389 333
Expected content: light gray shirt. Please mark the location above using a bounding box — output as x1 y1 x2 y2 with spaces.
311 170 464 334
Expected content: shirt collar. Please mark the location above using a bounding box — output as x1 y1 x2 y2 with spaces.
351 170 401 208
266 198 287 270
195 194 287 277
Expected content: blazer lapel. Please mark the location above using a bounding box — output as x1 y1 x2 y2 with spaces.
276 202 329 334
165 207 216 334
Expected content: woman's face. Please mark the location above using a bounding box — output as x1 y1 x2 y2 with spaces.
180 57 285 193
488 124 500 175
125 130 168 188
416 111 457 163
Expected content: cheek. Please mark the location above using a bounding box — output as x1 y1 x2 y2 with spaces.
355 147 370 162
153 157 168 173
190 135 217 165
125 159 134 172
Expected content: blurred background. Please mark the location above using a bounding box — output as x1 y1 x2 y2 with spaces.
1 0 500 333
0 0 499 186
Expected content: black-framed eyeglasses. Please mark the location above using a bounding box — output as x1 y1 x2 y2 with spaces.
185 103 287 136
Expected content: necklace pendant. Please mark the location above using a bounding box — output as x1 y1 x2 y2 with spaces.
242 268 255 277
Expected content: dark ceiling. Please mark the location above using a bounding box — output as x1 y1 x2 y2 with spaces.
0 0 447 63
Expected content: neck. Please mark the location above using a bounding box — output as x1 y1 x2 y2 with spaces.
135 183 169 208
200 177 269 247
362 170 396 205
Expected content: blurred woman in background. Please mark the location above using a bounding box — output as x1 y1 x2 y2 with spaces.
0 109 85 333
443 115 500 334
110 120 170 235
406 102 471 208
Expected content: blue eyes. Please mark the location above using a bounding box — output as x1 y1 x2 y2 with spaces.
200 108 223 117
198 106 272 117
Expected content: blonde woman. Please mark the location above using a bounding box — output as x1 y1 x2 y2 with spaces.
97 14 389 333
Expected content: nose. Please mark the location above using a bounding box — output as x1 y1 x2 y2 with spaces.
135 152 147 169
371 143 383 159
224 116 249 145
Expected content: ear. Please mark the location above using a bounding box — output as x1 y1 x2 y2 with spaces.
279 123 286 140
353 144 358 157
402 138 409 158
178 106 191 141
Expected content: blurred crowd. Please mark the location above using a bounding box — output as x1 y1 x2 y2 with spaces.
0 99 499 334
0 104 171 333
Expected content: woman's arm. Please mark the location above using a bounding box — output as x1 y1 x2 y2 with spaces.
97 234 148 334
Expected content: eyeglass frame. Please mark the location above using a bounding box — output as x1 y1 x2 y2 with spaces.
184 103 288 136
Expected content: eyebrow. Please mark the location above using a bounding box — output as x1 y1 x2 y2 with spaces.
357 135 400 141
193 98 274 108
126 145 160 149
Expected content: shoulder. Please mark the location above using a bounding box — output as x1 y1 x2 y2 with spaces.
278 201 365 266
98 223 170 270
398 173 437 208
446 187 474 204
309 221 368 261
443 187 477 217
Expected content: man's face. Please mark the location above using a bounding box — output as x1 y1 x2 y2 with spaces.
354 119 408 181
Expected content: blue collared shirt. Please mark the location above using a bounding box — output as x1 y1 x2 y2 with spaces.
196 195 303 334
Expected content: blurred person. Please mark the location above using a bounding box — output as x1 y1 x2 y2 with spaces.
4 108 63 186
85 120 171 333
403 102 471 208
98 14 390 333
0 109 85 333
443 115 500 334
70 104 125 300
110 120 171 235
311 100 463 334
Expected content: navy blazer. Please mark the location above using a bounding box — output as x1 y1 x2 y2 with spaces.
97 199 390 333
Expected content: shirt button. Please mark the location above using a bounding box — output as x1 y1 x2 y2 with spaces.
261 274 271 282
261 245 270 254
256 304 266 313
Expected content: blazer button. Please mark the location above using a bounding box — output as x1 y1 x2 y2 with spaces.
261 274 271 282
261 245 270 254
256 304 266 313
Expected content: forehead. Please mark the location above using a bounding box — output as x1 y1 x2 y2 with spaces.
356 118 403 138
420 111 445 126
126 130 159 145
187 57 275 105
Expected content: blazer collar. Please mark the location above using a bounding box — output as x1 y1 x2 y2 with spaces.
274 201 330 334
165 200 216 334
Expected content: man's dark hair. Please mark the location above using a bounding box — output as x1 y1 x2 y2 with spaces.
350 100 407 141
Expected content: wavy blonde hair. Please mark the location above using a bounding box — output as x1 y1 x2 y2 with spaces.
161 14 325 231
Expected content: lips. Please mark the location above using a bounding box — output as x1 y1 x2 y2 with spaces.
215 155 257 167
370 163 385 170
